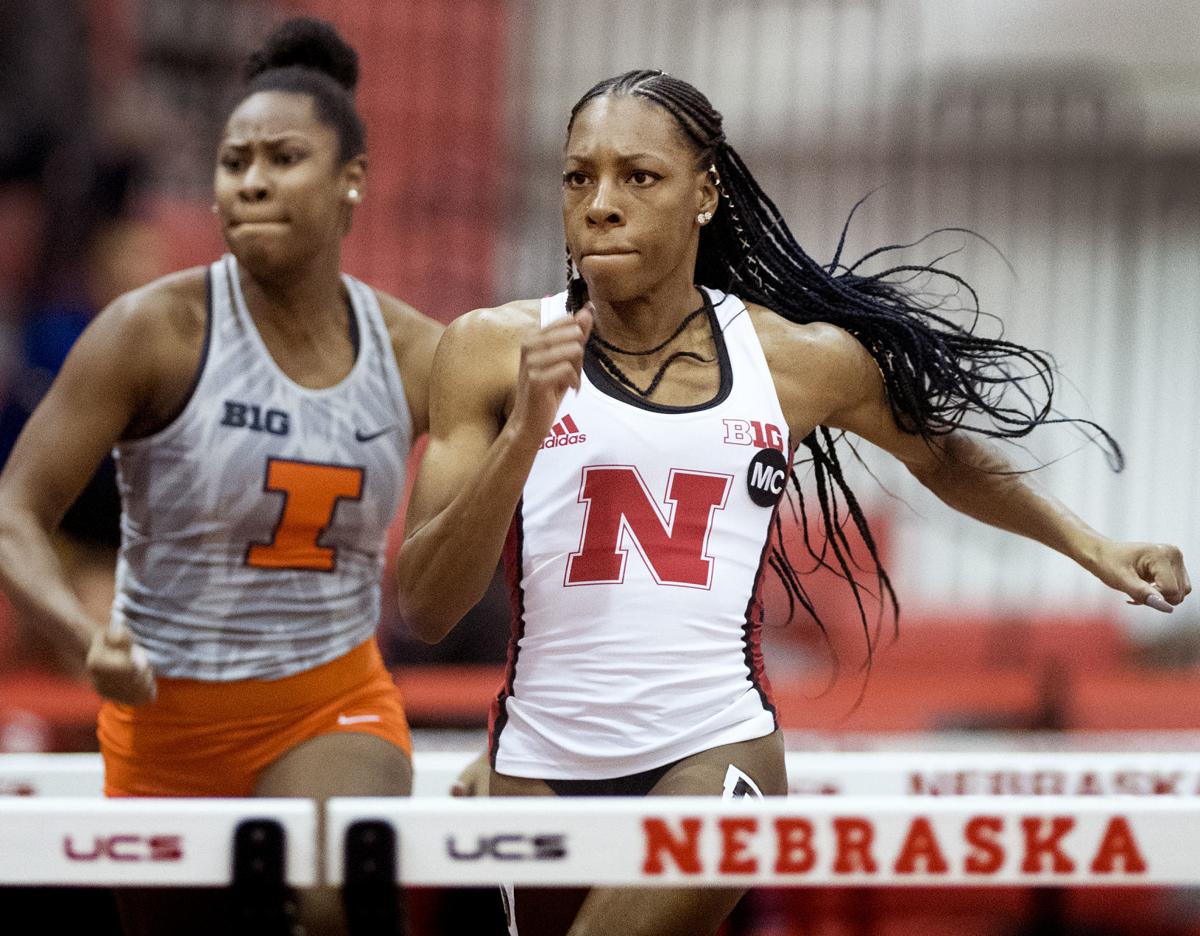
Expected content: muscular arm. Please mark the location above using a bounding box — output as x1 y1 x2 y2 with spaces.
0 276 199 701
396 303 592 642
0 294 153 664
759 312 1190 609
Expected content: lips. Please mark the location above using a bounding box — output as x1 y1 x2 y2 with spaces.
228 218 288 229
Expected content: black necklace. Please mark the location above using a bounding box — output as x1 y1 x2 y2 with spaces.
586 292 716 399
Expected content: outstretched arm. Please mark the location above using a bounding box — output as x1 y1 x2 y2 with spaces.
396 303 593 642
770 319 1191 611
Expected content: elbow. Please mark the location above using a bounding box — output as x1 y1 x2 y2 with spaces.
394 558 458 644
401 605 456 645
395 533 496 644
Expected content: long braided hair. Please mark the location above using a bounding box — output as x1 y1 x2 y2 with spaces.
564 69 1122 679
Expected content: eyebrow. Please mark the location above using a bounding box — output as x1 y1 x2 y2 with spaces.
220 134 311 149
564 151 667 164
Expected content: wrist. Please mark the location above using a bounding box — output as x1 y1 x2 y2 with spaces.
1068 529 1108 574
500 414 547 454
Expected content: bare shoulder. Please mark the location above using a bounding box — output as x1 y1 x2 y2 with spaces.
745 302 884 432
429 300 542 424
373 289 443 355
97 266 208 348
442 298 542 356
78 266 208 384
747 303 874 379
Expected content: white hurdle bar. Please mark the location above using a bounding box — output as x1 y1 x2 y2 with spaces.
5 751 1200 798
326 796 1200 887
0 798 316 886
0 795 1194 888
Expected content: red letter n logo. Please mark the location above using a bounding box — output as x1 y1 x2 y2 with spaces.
565 466 732 588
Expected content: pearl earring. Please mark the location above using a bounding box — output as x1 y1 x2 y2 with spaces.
347 188 360 203
697 210 712 225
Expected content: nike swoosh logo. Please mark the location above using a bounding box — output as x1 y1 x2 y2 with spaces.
337 713 382 725
354 424 401 443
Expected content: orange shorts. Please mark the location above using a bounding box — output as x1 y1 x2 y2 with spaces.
98 639 412 797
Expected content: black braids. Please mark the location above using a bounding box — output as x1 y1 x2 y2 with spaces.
583 291 715 399
768 508 842 696
564 70 1122 684
589 343 711 400
803 435 876 711
592 301 708 356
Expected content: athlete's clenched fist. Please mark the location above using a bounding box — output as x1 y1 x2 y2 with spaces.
86 620 157 706
509 304 594 445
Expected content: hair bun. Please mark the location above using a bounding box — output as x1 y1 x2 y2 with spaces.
244 17 358 92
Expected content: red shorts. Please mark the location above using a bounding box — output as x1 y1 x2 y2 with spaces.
99 639 412 797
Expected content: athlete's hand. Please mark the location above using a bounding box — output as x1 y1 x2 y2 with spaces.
509 304 594 445
86 620 157 705
450 751 491 797
1087 539 1191 612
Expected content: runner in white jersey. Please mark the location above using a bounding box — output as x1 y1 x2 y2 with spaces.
0 19 441 936
491 285 784 783
399 69 1188 936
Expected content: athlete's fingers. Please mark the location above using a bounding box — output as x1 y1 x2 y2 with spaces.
534 312 591 353
573 302 594 341
536 313 590 345
524 339 586 372
540 361 584 394
525 341 586 372
1144 545 1189 605
90 622 156 704
130 641 151 674
105 618 133 649
1143 592 1174 613
451 753 490 797
1111 565 1168 611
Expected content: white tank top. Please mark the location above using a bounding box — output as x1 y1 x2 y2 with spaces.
111 255 413 680
491 288 789 779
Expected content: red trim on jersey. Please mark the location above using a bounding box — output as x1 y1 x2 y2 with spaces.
743 445 796 721
488 504 526 764
741 512 780 723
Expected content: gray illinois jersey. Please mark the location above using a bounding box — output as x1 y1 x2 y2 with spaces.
111 254 413 680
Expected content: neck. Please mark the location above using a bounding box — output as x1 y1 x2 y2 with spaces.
589 274 703 351
237 249 345 335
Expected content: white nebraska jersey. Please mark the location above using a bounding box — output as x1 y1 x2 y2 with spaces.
491 288 789 779
111 255 412 680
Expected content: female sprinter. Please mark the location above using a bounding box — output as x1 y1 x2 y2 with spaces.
397 70 1190 936
0 18 440 936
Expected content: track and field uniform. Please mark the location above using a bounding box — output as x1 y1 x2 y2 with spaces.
490 287 789 782
99 254 413 796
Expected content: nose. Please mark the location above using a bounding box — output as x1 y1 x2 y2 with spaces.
238 159 270 203
586 179 623 227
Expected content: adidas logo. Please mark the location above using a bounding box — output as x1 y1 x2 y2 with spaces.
539 414 587 450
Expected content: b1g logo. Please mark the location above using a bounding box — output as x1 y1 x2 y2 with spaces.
746 448 788 508
63 834 184 862
221 400 290 436
446 834 567 861
723 419 784 451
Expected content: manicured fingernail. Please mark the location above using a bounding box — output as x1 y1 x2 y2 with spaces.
1145 593 1173 613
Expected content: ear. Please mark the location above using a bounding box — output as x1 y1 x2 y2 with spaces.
695 166 718 219
342 155 368 205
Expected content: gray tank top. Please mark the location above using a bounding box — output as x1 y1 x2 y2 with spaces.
112 254 412 680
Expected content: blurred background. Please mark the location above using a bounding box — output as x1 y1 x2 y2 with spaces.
1 1 1198 933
